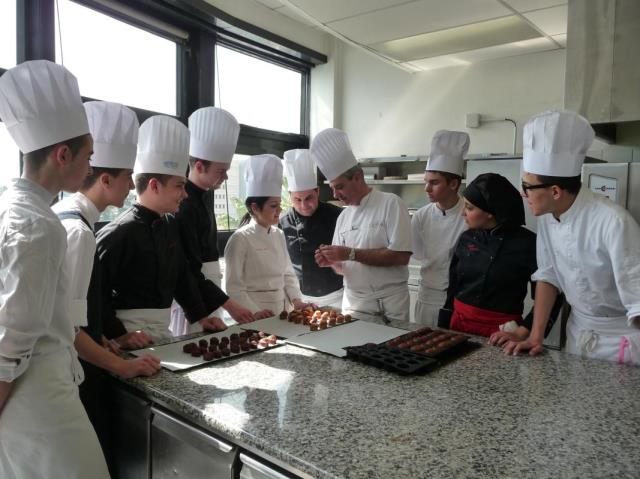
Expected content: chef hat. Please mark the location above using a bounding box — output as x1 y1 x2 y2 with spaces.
310 128 358 182
135 115 189 176
0 60 89 154
188 107 239 163
84 101 138 169
245 154 283 197
426 130 469 176
283 149 317 192
523 110 594 177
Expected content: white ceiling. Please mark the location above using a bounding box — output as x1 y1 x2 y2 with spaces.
251 0 568 72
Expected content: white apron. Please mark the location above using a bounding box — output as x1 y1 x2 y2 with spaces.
248 290 289 316
566 310 640 365
0 347 109 479
302 288 344 310
118 307 172 341
169 261 222 336
343 284 410 322
413 286 447 326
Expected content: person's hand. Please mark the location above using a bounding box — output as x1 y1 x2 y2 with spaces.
254 309 274 320
489 326 529 347
115 330 154 350
315 248 331 267
102 336 122 355
502 336 545 356
116 355 161 379
319 245 350 263
292 299 311 311
223 299 255 324
199 316 227 332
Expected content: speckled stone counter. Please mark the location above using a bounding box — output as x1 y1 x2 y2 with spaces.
122 320 640 479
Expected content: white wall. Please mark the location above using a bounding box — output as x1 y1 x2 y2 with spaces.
326 44 566 158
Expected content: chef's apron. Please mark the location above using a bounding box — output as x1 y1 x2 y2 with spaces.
414 285 447 326
566 310 640 365
302 288 344 310
169 261 222 336
117 307 172 342
0 347 109 479
343 284 410 322
248 290 289 316
450 298 522 337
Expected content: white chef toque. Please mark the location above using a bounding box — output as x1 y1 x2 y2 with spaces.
310 128 358 182
84 101 138 170
245 154 283 197
188 107 239 163
135 115 189 176
283 149 317 192
426 130 469 176
0 60 89 154
523 110 595 177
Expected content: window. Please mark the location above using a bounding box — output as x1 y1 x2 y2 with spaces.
215 154 247 231
55 0 177 114
0 1 17 69
215 45 303 134
0 123 20 196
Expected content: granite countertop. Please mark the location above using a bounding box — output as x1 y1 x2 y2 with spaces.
123 320 640 479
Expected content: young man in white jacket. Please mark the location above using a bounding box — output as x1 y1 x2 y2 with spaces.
0 60 110 478
52 101 161 470
494 110 640 365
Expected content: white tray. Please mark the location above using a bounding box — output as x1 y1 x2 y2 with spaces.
285 321 407 357
129 325 279 371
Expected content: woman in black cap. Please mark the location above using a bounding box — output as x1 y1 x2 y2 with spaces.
439 173 557 337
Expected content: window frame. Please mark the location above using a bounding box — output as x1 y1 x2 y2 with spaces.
2 0 325 234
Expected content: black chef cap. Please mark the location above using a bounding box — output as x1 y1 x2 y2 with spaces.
463 173 525 226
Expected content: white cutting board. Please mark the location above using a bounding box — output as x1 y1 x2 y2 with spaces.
285 321 407 357
129 325 269 371
239 315 356 339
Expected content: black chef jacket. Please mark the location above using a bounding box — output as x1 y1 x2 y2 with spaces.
279 202 343 297
174 180 230 295
96 203 228 339
443 225 561 332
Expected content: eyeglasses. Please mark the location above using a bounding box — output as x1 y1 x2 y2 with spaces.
521 182 554 197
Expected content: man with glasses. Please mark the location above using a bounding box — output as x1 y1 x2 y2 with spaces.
498 110 640 365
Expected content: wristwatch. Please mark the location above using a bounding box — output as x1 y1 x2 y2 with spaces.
348 248 356 261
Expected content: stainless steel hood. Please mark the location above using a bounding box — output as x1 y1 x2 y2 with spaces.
564 0 640 143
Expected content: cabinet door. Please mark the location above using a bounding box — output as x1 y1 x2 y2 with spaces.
111 385 151 479
151 407 236 478
239 453 298 479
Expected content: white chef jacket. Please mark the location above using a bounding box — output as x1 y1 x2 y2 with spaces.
411 197 467 291
52 193 101 329
0 178 75 381
533 186 640 363
224 219 302 314
0 179 108 478
333 189 412 293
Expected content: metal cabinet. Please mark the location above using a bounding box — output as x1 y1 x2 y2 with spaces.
238 453 298 479
151 407 237 478
111 385 151 479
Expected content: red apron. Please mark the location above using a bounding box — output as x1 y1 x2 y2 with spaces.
450 298 521 337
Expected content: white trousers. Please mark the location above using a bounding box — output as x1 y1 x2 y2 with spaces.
0 348 109 479
343 285 410 322
413 286 447 326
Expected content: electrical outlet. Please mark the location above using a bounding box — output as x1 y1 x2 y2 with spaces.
466 113 480 128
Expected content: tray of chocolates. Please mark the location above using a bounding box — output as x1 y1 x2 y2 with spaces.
129 326 282 371
344 343 439 375
240 307 355 339
282 307 353 331
384 327 474 359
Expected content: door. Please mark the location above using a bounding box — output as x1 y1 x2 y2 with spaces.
151 407 236 478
